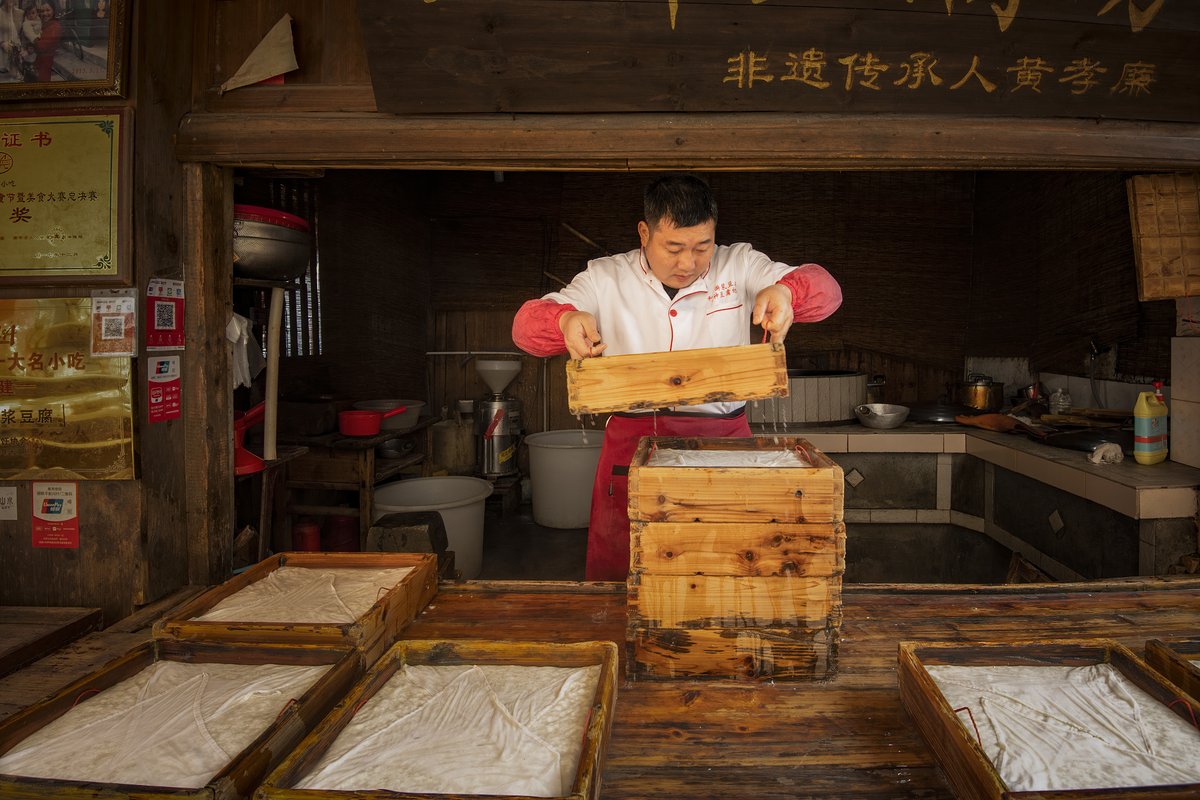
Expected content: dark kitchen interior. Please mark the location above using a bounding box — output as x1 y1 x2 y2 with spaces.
231 168 1175 583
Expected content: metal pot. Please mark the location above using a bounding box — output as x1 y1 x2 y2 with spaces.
957 373 1005 412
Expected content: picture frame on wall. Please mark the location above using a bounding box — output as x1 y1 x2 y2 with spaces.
0 108 132 286
0 0 129 100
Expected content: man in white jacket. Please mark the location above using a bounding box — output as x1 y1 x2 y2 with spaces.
513 174 842 580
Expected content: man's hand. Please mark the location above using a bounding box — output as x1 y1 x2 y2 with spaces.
558 310 607 359
752 284 794 343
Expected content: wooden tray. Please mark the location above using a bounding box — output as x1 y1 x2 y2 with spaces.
153 552 437 665
627 624 837 681
1145 637 1200 705
257 639 619 800
898 639 1200 800
565 342 787 415
0 639 363 800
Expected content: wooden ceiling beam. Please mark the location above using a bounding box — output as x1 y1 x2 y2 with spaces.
176 113 1200 171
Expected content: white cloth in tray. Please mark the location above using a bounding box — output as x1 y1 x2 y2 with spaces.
646 448 811 468
927 663 1200 792
194 566 413 623
298 663 601 797
0 660 329 788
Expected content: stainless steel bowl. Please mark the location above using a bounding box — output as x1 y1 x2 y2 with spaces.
854 403 910 429
232 217 312 281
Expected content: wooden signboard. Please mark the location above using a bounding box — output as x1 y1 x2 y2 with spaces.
357 1 1199 122
0 297 135 481
566 342 787 415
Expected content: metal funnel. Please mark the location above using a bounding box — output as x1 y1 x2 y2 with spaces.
476 359 521 395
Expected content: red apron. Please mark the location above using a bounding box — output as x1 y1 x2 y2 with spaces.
585 411 751 581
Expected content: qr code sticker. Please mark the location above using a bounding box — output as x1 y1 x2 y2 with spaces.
101 315 125 340
154 300 175 331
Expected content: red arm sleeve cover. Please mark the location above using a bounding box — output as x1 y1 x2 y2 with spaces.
778 264 843 323
511 299 578 357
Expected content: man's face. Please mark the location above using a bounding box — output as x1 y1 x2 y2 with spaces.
638 217 715 290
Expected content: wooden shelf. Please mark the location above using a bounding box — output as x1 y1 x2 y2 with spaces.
374 451 425 483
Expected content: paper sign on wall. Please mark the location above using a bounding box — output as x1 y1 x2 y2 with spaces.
148 356 181 424
31 482 79 548
90 288 137 357
0 486 16 521
146 278 185 351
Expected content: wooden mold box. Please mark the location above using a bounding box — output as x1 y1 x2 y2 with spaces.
0 638 364 800
1145 636 1200 705
257 638 619 800
153 552 437 665
627 436 844 525
898 639 1200 800
627 437 844 680
565 342 787 415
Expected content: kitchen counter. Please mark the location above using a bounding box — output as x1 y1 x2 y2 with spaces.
750 422 1198 520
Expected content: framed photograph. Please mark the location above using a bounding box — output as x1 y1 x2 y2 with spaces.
0 0 129 99
0 108 132 286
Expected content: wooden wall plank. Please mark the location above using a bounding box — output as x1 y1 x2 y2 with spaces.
134 0 197 604
175 113 1200 171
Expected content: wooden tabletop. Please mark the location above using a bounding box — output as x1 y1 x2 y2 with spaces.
2 578 1198 797
406 577 1200 799
0 607 102 680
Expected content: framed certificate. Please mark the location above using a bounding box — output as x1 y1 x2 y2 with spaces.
0 108 131 286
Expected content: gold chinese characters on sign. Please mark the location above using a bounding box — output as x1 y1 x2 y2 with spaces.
0 110 130 285
0 298 134 481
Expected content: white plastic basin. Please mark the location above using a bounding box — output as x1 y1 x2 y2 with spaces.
374 476 493 579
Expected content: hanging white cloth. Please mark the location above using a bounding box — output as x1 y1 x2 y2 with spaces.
0 661 329 788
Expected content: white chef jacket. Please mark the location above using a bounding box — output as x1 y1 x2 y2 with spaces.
543 242 797 415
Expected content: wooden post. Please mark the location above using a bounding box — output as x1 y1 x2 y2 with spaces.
183 162 235 585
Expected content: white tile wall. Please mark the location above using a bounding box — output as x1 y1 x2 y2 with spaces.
1171 397 1200 469
1039 372 1170 411
1172 337 1200 403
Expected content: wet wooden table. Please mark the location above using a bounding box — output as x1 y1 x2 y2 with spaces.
405 577 1200 799
2 578 1198 797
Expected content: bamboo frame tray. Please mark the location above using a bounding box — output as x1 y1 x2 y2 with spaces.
153 552 437 665
257 638 619 800
1145 637 1200 705
565 342 787 415
0 639 363 800
628 436 844 524
898 639 1200 800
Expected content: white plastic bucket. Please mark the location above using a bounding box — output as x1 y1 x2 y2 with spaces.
374 477 493 579
524 430 604 529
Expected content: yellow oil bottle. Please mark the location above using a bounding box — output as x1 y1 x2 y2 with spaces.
1133 381 1169 465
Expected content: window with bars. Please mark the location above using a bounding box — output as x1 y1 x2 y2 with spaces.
254 180 323 358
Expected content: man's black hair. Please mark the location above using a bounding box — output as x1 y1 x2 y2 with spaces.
643 174 717 229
